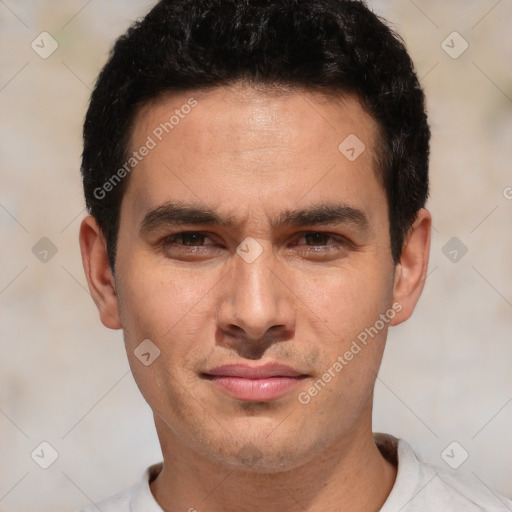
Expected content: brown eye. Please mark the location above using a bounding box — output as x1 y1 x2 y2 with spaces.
291 231 354 261
159 231 224 262
302 233 334 246
172 232 208 246
162 232 215 248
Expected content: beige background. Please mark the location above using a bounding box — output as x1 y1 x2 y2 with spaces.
1 1 511 510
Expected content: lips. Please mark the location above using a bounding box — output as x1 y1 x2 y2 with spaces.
201 364 308 402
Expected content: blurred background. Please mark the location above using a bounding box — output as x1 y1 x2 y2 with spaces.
0 0 511 510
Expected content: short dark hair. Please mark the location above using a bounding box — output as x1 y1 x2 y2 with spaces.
81 0 430 270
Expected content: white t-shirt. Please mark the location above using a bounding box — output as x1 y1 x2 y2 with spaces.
75 434 512 511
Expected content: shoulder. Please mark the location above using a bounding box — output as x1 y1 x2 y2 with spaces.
377 434 512 511
72 463 164 512
73 486 134 512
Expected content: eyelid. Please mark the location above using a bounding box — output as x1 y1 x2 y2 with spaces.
297 231 335 240
161 231 217 247
160 230 353 250
295 230 350 244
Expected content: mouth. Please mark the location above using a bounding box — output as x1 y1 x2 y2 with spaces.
201 363 309 402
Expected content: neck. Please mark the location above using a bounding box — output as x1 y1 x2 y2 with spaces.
150 418 397 512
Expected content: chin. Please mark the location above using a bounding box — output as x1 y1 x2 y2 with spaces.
197 428 322 474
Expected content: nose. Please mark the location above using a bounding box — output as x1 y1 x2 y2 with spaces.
215 245 296 349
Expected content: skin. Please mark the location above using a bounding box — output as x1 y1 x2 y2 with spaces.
80 85 431 511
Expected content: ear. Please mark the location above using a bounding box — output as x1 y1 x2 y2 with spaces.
79 215 121 330
390 208 432 326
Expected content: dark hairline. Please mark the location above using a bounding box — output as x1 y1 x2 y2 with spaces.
122 81 387 193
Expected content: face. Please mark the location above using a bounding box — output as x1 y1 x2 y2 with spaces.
81 85 430 472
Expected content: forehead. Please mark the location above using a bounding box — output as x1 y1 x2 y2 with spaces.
122 85 386 228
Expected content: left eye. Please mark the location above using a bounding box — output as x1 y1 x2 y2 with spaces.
298 232 337 247
162 232 216 248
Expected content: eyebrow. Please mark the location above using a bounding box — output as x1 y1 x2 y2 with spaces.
140 200 370 234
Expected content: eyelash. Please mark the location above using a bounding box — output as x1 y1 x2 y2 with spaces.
162 232 214 248
160 231 350 252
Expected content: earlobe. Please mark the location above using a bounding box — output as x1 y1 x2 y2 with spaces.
390 208 432 326
79 215 122 330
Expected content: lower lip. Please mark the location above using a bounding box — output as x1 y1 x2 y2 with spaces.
205 376 305 402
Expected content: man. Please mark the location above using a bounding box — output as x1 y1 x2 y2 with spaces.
77 0 511 510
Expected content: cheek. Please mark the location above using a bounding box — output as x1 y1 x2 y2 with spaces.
116 265 217 415
292 260 394 340
289 259 394 407
115 257 218 350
